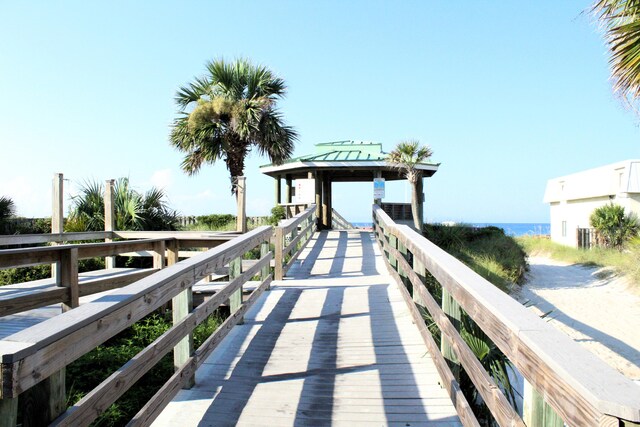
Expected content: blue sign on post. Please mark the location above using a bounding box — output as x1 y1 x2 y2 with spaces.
373 178 385 199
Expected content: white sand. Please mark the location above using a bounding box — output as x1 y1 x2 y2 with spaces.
513 256 640 381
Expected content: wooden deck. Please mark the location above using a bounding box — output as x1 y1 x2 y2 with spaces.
152 230 461 426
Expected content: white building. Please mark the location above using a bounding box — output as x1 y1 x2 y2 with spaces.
543 160 640 247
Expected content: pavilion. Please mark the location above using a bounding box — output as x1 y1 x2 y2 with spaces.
259 140 440 228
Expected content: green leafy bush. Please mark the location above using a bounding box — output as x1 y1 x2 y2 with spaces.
195 214 235 229
589 203 639 249
424 224 527 290
269 206 286 226
66 311 224 426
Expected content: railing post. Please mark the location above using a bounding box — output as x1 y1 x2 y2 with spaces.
236 176 247 233
169 240 195 389
51 173 64 281
261 239 270 290
398 239 409 288
60 247 79 311
153 240 166 270
523 380 563 427
0 398 18 427
388 233 398 271
441 288 461 380
412 257 426 306
275 226 284 280
229 256 243 324
104 179 115 269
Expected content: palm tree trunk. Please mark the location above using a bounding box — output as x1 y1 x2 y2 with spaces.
411 181 423 231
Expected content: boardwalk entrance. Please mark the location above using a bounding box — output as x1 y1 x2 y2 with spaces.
153 230 461 426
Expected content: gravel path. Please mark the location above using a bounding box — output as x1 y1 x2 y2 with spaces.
513 256 640 381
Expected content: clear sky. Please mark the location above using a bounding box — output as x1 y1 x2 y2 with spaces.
1 1 638 223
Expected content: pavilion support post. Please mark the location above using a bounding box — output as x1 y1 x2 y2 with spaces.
104 179 115 269
374 170 382 206
275 175 281 205
315 171 322 229
327 176 332 228
236 176 247 233
285 174 293 204
322 174 332 229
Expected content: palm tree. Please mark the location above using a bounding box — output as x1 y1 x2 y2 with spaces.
387 140 433 231
66 178 179 232
0 196 16 233
592 1 640 110
170 58 297 195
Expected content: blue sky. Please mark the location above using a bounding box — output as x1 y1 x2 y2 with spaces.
1 1 638 223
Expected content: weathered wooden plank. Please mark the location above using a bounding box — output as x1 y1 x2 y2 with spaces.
0 227 273 397
373 206 640 424
0 232 111 247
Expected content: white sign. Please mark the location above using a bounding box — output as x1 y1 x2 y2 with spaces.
373 178 385 199
295 179 315 204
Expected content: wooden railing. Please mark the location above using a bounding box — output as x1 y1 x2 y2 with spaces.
331 208 354 230
278 202 309 219
373 204 640 427
274 204 317 280
0 226 272 426
0 231 238 317
0 216 318 426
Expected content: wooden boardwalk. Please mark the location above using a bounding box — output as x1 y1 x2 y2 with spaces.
153 230 461 426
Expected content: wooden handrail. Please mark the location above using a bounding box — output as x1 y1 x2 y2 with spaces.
274 205 317 280
372 204 640 426
0 226 274 426
0 231 113 247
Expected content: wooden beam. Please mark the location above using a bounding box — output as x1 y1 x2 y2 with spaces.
441 288 461 380
236 176 247 233
228 257 242 324
315 171 322 229
104 179 115 269
60 248 79 311
285 174 293 204
274 175 281 205
51 173 63 282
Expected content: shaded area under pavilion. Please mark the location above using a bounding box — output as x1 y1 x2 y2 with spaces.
260 140 440 229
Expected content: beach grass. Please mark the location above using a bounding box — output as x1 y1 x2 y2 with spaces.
517 236 640 286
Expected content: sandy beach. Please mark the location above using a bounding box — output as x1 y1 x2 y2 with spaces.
514 256 640 382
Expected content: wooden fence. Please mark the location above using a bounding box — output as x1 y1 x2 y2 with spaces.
0 217 317 426
373 204 640 427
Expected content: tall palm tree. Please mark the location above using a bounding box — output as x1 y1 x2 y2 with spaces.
592 1 640 110
387 140 433 231
170 58 297 195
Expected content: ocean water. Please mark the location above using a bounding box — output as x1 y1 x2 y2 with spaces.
350 222 550 237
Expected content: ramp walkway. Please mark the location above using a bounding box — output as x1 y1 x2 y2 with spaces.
153 230 462 426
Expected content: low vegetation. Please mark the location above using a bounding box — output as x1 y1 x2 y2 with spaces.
423 224 527 292
518 236 640 285
421 224 525 424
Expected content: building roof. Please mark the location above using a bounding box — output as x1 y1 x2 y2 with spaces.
260 140 440 182
543 159 640 203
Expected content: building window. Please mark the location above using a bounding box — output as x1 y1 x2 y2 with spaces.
562 221 567 237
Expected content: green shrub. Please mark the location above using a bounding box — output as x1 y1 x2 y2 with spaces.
195 214 236 229
590 203 639 249
269 206 286 226
66 310 224 426
423 224 527 291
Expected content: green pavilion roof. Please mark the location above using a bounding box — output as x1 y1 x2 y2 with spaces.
260 140 439 182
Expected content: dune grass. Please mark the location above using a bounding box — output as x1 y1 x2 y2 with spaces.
517 236 640 286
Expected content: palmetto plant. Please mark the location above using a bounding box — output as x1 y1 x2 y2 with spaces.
170 58 297 195
0 196 16 222
592 1 640 110
589 203 639 249
387 140 433 231
66 178 178 232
